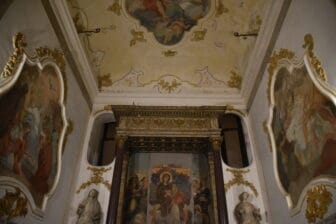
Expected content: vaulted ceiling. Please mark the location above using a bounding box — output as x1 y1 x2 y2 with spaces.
48 0 287 107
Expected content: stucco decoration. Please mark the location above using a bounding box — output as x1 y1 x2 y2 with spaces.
65 0 269 95
234 192 261 224
0 33 69 216
265 35 336 214
76 189 102 224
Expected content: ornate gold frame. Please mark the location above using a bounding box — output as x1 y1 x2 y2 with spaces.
265 34 336 215
0 33 70 216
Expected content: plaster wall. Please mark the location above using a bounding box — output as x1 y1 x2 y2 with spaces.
0 0 90 223
249 0 336 223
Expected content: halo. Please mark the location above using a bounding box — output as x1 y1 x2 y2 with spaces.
159 171 173 183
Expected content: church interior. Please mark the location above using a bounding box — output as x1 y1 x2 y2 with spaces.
0 0 336 223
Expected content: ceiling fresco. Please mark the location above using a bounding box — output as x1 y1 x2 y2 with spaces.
66 0 270 95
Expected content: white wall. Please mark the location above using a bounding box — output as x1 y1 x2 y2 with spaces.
249 0 336 223
0 0 90 223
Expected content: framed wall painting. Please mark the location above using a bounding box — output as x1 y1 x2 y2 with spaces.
265 37 336 215
0 33 69 216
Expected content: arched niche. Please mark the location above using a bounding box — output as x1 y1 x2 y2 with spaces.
219 113 252 168
87 111 117 166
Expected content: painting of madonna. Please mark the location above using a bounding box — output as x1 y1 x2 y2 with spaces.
0 64 65 207
272 66 336 206
126 0 210 45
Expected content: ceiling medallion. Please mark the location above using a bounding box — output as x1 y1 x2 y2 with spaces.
125 0 210 45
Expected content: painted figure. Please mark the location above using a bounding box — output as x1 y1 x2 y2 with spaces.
272 67 336 205
193 179 210 224
126 0 209 45
234 192 261 224
76 189 102 224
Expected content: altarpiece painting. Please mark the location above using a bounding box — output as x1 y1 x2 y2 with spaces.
123 152 214 224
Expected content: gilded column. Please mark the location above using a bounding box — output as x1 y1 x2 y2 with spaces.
211 136 229 224
106 135 128 224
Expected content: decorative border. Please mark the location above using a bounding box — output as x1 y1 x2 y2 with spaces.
0 33 70 215
224 168 258 197
305 184 333 223
265 34 336 214
76 167 112 193
0 33 26 79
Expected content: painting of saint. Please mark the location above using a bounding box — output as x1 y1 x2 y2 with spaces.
272 66 336 206
149 166 192 224
122 153 214 223
126 0 210 45
0 64 65 207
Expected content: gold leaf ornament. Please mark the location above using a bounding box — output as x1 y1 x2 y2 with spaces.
76 167 112 193
191 29 207 41
157 79 182 93
108 2 122 16
227 70 242 89
1 33 26 78
224 168 258 197
303 34 327 81
305 185 333 223
0 187 28 220
130 29 147 46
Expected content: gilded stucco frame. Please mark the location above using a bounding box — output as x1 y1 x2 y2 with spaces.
265 35 336 216
0 33 69 217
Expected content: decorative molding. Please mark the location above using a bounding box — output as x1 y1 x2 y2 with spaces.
93 105 113 116
76 167 112 193
102 67 236 94
303 34 327 81
224 104 245 117
1 33 26 79
306 185 333 223
156 79 182 93
0 187 28 220
227 70 242 90
33 47 66 72
224 168 258 197
262 120 272 152
120 116 213 130
130 29 146 46
267 48 295 102
111 105 239 118
191 29 207 41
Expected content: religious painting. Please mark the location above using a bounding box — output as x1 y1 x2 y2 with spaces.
123 153 214 223
125 0 210 45
270 66 336 207
0 64 67 208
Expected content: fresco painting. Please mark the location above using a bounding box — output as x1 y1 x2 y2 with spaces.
272 67 336 205
126 0 210 45
0 64 64 207
123 153 213 223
